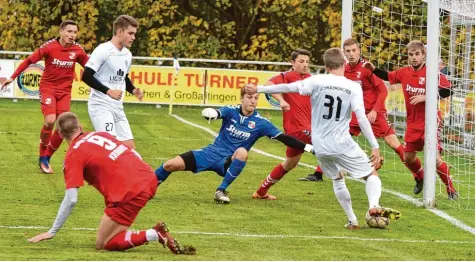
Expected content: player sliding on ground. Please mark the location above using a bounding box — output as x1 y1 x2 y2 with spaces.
245 48 400 229
301 38 424 195
0 20 88 174
28 112 195 254
154 88 315 204
364 40 458 200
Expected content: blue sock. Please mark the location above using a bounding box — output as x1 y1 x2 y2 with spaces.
218 159 246 191
155 164 171 183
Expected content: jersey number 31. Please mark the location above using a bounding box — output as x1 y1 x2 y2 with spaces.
323 95 342 121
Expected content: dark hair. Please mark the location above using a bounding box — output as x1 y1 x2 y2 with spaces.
60 20 77 30
291 48 312 61
113 15 139 35
323 48 345 70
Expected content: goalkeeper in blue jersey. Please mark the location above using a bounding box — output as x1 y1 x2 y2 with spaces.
155 87 315 204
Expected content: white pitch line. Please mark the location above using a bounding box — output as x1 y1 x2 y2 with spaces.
171 114 476 236
0 225 472 245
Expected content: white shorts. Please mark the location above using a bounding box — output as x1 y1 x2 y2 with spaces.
88 101 133 141
316 145 374 180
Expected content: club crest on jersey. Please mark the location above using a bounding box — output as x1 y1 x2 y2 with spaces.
69 52 76 59
419 77 425 85
356 71 361 79
248 121 256 129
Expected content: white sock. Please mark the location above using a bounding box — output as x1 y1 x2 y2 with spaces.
366 174 382 209
145 229 158 241
333 178 357 224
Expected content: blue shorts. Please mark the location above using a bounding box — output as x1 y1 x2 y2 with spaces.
192 146 232 177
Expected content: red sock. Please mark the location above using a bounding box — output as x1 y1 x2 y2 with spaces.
46 130 63 157
39 125 53 157
104 230 148 251
437 162 456 193
393 145 405 163
256 164 287 196
407 158 424 181
315 165 323 174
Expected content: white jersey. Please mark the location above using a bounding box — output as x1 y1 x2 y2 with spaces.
85 41 132 109
296 74 366 154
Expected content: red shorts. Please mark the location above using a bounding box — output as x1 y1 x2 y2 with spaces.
286 130 312 158
104 190 156 226
404 126 442 153
39 90 71 117
349 111 395 138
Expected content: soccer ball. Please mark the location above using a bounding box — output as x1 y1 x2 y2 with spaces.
365 212 390 229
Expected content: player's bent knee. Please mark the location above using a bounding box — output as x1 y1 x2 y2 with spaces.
164 157 185 171
234 147 248 161
44 115 56 128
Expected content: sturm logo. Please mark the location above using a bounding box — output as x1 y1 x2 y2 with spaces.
51 58 74 68
265 93 280 108
405 84 426 95
109 69 124 83
226 124 251 140
17 63 43 96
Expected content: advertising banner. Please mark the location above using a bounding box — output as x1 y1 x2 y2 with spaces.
0 60 15 98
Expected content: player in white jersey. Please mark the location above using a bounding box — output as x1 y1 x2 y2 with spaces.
81 15 144 149
245 48 400 229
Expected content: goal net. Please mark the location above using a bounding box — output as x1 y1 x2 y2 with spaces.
349 0 475 211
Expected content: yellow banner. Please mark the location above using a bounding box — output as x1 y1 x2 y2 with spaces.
13 61 280 109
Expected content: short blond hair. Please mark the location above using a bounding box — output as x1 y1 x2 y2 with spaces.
407 40 426 54
113 15 139 35
323 48 346 70
57 112 81 140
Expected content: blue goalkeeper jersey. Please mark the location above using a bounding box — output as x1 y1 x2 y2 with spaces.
208 105 282 154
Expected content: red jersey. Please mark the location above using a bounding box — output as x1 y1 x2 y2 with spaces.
388 65 451 129
345 59 387 112
269 70 312 134
11 38 88 95
63 132 156 204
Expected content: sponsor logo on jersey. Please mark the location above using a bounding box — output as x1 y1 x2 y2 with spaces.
265 93 280 108
17 63 43 96
109 69 125 84
248 121 255 129
51 58 74 68
226 124 251 140
69 52 76 59
419 77 425 85
405 84 426 95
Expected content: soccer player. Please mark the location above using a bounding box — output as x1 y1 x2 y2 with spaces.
364 40 458 200
27 112 195 254
81 15 144 149
251 48 325 200
154 88 315 204
301 38 424 194
245 48 400 229
0 20 88 174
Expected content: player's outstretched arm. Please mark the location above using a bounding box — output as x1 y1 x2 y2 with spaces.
28 188 78 243
1 49 44 91
82 67 123 100
364 61 389 81
274 134 314 154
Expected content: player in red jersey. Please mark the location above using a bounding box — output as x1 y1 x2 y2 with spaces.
301 39 424 194
0 20 88 174
364 40 457 200
252 49 325 200
27 112 195 254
